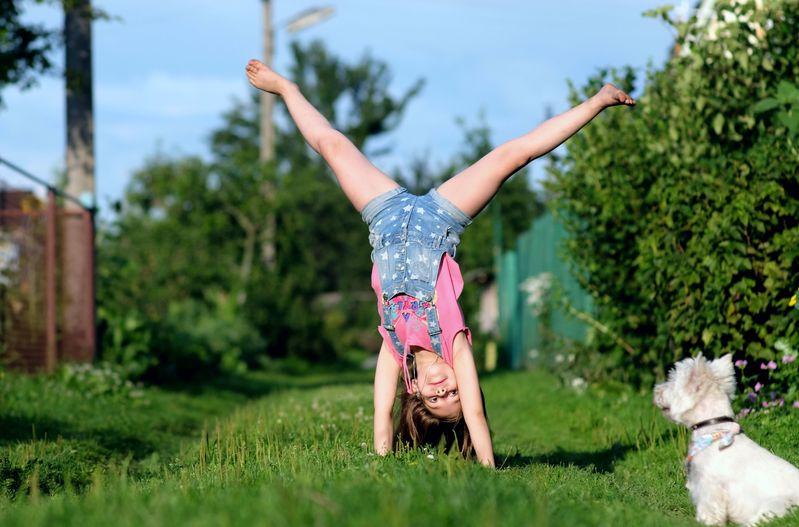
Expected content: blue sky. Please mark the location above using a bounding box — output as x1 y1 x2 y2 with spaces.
1 0 678 213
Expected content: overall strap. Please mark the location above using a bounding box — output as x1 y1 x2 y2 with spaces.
381 302 405 359
425 304 443 357
381 301 414 393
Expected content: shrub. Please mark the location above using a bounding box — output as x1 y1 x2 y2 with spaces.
58 362 144 398
547 0 799 384
736 339 799 415
148 294 266 381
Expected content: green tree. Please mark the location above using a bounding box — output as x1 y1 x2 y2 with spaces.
1 1 111 108
0 0 57 106
98 40 425 375
99 39 543 378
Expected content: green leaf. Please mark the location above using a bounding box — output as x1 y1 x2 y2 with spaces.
712 113 725 134
642 5 675 21
779 110 799 136
752 98 780 114
777 81 799 104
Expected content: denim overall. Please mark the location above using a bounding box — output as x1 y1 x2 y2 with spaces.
361 187 471 360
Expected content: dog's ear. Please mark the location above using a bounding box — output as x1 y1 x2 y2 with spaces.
709 354 736 399
667 357 704 420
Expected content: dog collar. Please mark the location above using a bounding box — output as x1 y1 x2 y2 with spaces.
684 422 741 473
690 416 736 431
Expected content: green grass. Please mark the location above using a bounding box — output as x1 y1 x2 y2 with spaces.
1 368 798 526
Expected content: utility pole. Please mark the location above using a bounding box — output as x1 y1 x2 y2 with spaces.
260 0 275 163
259 0 276 268
258 3 334 269
63 0 96 365
259 4 334 162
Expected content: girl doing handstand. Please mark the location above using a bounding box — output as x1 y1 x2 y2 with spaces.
246 58 634 468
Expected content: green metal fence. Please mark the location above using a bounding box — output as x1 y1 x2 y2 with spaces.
497 211 594 369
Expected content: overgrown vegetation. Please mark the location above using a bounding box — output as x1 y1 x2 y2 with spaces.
547 0 799 386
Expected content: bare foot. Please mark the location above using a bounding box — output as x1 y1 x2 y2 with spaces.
595 83 635 108
245 59 289 95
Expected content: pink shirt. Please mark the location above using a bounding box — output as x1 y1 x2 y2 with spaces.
372 253 472 393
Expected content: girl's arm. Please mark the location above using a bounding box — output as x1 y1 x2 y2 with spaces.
373 342 400 455
452 334 495 468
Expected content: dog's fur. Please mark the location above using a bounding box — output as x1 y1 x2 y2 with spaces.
654 354 799 526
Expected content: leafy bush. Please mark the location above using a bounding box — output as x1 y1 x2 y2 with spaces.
96 306 156 379
58 362 144 398
547 0 799 384
147 295 266 381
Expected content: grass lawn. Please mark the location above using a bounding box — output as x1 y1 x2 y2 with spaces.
1 367 798 526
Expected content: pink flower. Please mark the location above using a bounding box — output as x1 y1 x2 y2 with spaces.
760 362 768 369
794 401 799 409
782 355 796 364
762 401 770 408
754 382 763 392
779 399 785 407
768 361 778 370
738 408 752 418
735 359 748 368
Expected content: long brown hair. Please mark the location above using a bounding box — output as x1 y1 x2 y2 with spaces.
394 388 487 459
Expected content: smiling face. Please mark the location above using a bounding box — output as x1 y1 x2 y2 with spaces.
413 359 461 420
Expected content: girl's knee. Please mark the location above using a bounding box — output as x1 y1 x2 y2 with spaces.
317 130 348 159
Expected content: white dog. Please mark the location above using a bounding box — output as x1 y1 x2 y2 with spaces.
653 354 799 526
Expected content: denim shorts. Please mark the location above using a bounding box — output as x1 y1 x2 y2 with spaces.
361 187 472 302
361 187 471 231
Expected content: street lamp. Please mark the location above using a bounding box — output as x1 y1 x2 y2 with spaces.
259 2 334 268
260 3 335 162
286 7 335 34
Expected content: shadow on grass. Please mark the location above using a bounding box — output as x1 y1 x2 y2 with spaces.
0 414 157 458
0 414 163 497
498 441 636 474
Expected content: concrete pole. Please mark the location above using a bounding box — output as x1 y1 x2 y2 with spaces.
259 0 277 268
63 0 96 364
260 0 275 162
257 3 333 269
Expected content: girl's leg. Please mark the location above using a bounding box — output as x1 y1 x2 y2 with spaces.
246 59 399 212
436 84 634 218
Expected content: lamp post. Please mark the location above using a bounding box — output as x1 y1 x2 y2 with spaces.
260 3 334 162
259 2 334 268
